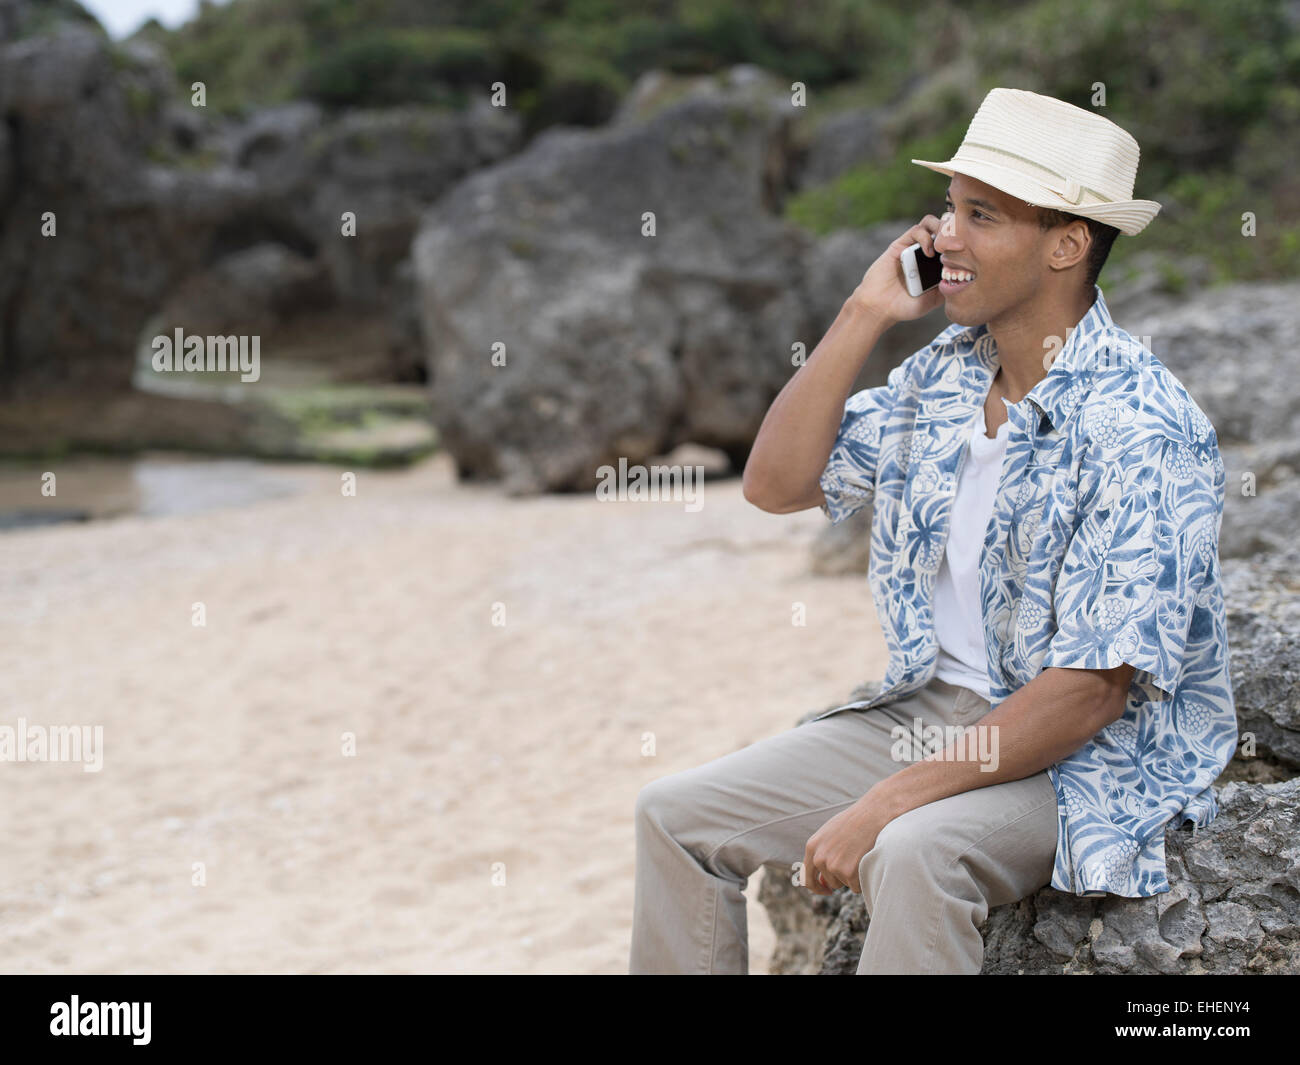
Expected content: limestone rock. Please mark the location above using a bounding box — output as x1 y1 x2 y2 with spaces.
759 777 1300 974
412 73 814 493
1221 548 1300 770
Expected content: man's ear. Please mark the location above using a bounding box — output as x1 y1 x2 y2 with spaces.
1049 219 1091 273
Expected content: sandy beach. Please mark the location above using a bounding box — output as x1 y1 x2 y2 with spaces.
0 453 888 974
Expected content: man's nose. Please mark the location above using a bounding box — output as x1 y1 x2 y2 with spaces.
934 210 958 251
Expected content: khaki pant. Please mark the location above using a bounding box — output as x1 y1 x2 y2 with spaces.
628 674 1059 974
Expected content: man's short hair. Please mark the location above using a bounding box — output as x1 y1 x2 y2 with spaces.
1033 206 1120 291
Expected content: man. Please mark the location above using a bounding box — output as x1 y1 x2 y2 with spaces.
628 88 1236 975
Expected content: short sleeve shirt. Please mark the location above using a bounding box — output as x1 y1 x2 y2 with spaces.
812 285 1236 898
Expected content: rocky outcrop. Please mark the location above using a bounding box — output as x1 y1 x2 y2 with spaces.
0 383 438 466
1221 548 1300 772
759 777 1300 974
0 23 258 393
149 242 333 338
1142 281 1300 561
411 68 943 494
0 12 521 403
221 99 522 311
1138 280 1300 450
0 8 942 472
809 507 872 576
792 108 891 190
410 68 808 493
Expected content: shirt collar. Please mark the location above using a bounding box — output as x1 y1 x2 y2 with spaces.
958 284 1114 434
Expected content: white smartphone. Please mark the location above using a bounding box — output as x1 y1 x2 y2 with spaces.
901 242 942 298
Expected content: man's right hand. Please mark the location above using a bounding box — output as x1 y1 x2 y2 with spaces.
847 214 948 328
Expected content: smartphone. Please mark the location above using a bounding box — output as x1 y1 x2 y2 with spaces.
901 242 942 298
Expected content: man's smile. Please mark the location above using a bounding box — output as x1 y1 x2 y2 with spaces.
940 259 976 295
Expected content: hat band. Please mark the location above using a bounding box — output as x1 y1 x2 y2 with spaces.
958 141 1113 205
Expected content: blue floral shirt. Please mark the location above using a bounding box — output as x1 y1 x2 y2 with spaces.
814 286 1236 898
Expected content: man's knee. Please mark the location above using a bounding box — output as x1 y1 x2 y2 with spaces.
859 816 963 904
635 770 703 839
635 768 756 878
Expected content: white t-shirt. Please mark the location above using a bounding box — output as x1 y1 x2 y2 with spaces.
932 405 1011 700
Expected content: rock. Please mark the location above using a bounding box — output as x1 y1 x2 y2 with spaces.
385 257 428 383
1221 548 1300 771
228 101 327 196
0 385 436 467
610 64 779 129
793 108 891 189
295 100 523 309
217 97 522 308
608 68 680 126
644 442 732 478
1101 249 1215 323
150 242 333 338
1108 271 1300 565
0 0 101 42
0 507 92 529
1219 438 1300 560
413 69 816 494
1133 280 1300 449
759 776 1300 973
0 10 522 403
0 23 260 393
809 507 872 576
649 73 893 192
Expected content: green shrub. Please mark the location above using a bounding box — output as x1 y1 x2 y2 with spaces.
299 28 497 107
524 50 627 130
131 0 1297 283
784 118 970 234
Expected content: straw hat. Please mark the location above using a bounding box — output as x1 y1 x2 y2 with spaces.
911 88 1161 235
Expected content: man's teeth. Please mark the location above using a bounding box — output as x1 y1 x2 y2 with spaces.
942 268 975 282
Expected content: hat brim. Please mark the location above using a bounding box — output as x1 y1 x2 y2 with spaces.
911 156 1160 236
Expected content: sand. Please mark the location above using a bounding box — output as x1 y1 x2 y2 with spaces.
0 453 888 974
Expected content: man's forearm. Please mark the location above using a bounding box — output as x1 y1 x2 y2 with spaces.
873 666 1133 822
742 297 892 509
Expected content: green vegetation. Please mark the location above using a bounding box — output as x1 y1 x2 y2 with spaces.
254 384 439 465
782 0 1300 283
785 119 972 234
134 0 914 125
13 0 104 39
48 0 1280 284
299 27 495 108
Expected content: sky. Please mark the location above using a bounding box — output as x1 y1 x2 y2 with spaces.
78 0 226 38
